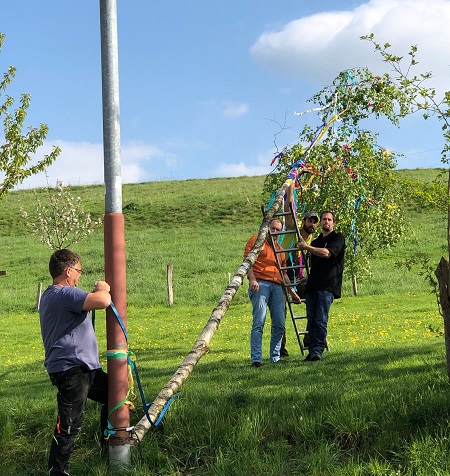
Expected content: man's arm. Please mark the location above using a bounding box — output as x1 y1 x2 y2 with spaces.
247 268 259 293
283 272 302 303
297 239 332 258
297 233 345 259
82 281 112 310
284 181 295 230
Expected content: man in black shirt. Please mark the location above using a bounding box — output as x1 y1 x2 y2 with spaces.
297 210 345 361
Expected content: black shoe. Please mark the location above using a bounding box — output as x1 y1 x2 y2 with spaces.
252 362 262 368
303 354 311 362
310 353 322 361
280 348 289 357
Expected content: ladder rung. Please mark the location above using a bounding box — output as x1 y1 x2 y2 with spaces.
273 211 293 217
280 265 306 271
269 230 297 237
285 282 306 289
287 295 303 302
270 230 297 238
271 228 297 235
275 247 300 254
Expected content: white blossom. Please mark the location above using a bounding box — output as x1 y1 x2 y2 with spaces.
20 179 103 250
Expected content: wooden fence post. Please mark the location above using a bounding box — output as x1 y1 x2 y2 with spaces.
352 274 358 296
167 264 173 307
36 282 43 311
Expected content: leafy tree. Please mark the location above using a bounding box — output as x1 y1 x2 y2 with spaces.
0 33 60 200
264 67 409 290
362 34 450 377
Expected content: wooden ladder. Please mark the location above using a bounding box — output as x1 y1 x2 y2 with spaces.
263 203 310 355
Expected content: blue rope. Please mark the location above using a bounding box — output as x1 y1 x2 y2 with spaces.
108 301 180 427
110 302 128 342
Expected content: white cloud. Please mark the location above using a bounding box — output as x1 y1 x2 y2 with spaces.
251 0 450 92
214 149 275 177
215 162 270 177
223 102 249 118
13 139 173 189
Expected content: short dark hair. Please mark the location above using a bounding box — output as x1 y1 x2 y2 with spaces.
320 210 336 222
49 249 81 278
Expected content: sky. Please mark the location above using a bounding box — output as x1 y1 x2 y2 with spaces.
1 0 449 190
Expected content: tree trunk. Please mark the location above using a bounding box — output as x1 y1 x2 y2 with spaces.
443 166 450 380
352 273 358 296
435 257 450 380
133 179 294 441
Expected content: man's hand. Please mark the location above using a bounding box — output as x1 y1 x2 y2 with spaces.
93 281 110 293
249 278 259 293
290 289 302 303
297 237 308 250
83 281 112 311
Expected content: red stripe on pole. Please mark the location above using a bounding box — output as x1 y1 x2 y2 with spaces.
104 212 129 444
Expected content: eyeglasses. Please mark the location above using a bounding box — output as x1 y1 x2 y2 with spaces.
71 267 83 275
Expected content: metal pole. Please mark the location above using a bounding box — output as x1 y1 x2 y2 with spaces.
99 0 130 469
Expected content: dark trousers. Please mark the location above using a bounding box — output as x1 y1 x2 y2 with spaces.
48 366 108 475
305 290 334 356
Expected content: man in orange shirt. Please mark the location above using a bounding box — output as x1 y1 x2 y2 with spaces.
244 219 300 367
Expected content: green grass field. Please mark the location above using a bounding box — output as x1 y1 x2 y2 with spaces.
0 170 449 475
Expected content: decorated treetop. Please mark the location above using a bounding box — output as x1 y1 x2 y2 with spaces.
264 66 412 278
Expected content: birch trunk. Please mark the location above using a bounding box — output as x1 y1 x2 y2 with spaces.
133 180 291 440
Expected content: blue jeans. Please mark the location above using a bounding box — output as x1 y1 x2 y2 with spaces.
249 279 286 363
48 366 108 475
305 290 334 356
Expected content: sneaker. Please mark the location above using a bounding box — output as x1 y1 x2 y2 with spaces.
251 362 262 368
280 348 289 357
303 354 311 362
310 353 322 361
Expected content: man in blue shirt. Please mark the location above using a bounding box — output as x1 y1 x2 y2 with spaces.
39 249 111 475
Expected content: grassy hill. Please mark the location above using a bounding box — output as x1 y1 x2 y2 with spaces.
1 170 449 475
1 169 448 313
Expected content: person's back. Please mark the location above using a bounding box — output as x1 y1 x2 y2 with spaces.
40 284 99 373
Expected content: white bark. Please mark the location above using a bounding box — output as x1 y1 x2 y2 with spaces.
133 180 292 440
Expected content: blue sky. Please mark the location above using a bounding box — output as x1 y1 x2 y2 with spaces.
1 0 449 189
